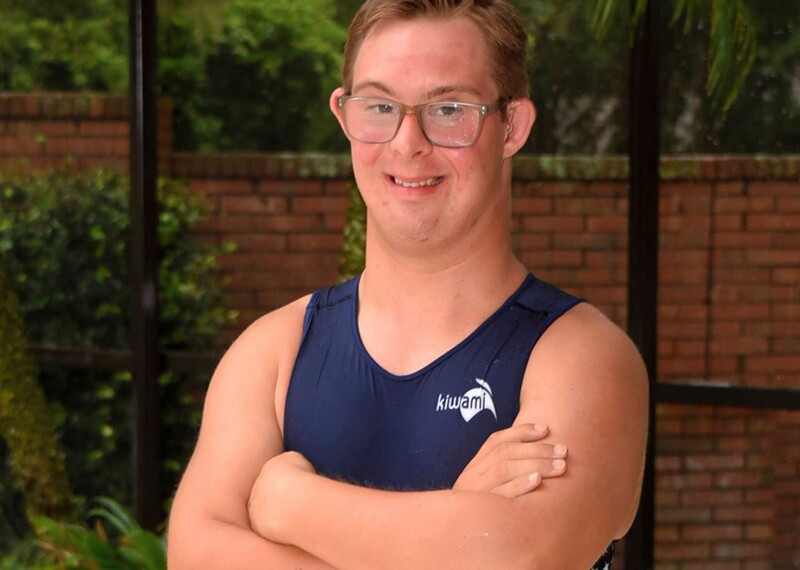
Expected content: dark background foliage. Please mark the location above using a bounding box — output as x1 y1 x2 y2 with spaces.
0 168 234 506
1 0 797 154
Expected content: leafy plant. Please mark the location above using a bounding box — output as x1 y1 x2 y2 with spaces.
0 259 74 522
592 0 757 112
338 182 366 283
197 0 347 152
1 497 166 570
0 167 235 507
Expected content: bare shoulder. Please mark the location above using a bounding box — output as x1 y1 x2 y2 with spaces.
204 294 311 404
518 302 649 541
523 302 648 400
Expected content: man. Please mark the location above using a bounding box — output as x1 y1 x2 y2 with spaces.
167 1 648 568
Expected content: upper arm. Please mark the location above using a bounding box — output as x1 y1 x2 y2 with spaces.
513 303 649 567
167 297 308 556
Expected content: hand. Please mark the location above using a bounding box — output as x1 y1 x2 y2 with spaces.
248 451 316 542
453 423 567 499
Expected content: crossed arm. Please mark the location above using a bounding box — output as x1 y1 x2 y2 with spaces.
168 300 648 569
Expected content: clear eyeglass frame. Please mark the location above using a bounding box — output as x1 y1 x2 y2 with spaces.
337 95 504 148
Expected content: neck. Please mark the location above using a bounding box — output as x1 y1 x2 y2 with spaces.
359 229 526 319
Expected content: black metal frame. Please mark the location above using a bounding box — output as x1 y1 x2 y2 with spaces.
129 0 161 530
624 0 659 565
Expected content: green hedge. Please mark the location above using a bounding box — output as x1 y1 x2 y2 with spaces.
0 168 235 509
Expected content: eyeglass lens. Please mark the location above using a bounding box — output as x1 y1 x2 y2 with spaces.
341 98 485 147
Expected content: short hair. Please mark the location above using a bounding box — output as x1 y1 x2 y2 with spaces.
342 0 529 101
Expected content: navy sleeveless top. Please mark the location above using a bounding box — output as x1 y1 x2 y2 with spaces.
283 273 616 569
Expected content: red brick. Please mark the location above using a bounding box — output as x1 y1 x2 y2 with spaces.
711 304 770 321
745 249 800 266
712 542 770 559
776 196 800 212
514 233 550 250
585 216 627 233
654 541 710 559
661 215 711 232
323 214 348 230
747 214 800 231
288 233 343 253
521 216 584 232
713 231 771 248
746 356 800 374
196 215 259 233
657 473 713 490
716 214 745 231
715 506 773 522
292 196 350 215
772 232 800 248
552 233 617 250
657 455 682 472
708 338 769 356
324 180 354 196
681 524 742 541
190 179 254 196
685 454 745 471
715 471 764 489
713 267 770 284
0 135 45 155
220 196 289 215
714 196 774 214
772 267 800 284
78 121 129 137
513 197 552 214
256 214 324 233
744 524 773 541
554 197 616 215
682 489 743 506
748 181 799 196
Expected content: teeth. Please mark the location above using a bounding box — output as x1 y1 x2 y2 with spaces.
393 176 442 188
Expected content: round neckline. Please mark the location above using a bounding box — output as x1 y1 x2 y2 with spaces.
349 273 534 382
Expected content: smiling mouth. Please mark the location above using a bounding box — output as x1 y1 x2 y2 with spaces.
391 176 444 188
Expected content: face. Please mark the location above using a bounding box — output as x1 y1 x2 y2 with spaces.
330 16 534 256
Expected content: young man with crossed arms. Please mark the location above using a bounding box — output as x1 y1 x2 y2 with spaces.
168 1 648 568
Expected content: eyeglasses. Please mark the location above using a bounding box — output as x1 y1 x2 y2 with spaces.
337 95 503 148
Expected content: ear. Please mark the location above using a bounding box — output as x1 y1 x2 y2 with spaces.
502 98 536 159
330 87 348 133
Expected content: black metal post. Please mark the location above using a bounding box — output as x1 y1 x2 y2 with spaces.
129 0 162 529
624 0 659 567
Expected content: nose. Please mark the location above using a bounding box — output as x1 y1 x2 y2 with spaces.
388 111 433 157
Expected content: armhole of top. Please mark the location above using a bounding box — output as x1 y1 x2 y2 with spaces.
540 297 585 335
301 290 322 341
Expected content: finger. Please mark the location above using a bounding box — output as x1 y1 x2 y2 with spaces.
488 457 567 484
489 472 543 499
491 442 568 462
482 424 550 450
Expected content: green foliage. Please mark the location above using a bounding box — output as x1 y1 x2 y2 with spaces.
592 0 758 112
1 498 166 570
0 259 75 521
0 168 235 506
0 0 127 91
338 182 366 282
194 0 347 152
160 0 349 152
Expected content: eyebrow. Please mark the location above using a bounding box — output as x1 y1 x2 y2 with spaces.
351 81 483 100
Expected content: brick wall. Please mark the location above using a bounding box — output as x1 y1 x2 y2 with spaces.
2 93 799 568
0 92 172 173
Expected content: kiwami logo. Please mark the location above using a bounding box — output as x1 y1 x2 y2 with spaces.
436 378 497 423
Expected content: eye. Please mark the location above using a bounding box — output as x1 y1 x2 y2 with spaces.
429 103 466 119
365 100 398 115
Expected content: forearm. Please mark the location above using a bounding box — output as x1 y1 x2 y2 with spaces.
263 471 538 570
168 515 334 570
